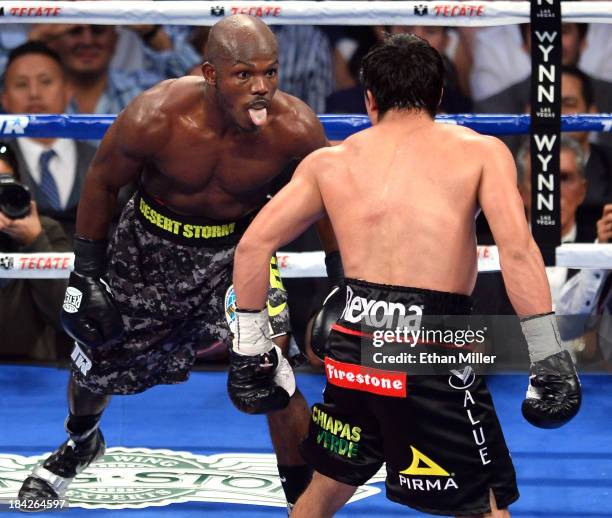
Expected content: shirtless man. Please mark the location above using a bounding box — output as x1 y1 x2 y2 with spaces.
230 34 581 517
18 15 336 510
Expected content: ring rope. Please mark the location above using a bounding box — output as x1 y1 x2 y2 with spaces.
1 114 611 141
2 245 611 279
0 1 611 26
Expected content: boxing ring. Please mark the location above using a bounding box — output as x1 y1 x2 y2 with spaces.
1 1 612 516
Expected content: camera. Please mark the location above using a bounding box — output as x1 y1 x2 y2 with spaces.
0 174 31 219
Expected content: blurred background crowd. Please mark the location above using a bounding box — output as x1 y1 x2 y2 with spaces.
0 0 610 371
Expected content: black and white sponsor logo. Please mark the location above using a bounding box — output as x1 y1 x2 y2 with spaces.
210 6 225 16
414 4 428 16
0 255 13 270
533 133 557 218
0 115 29 135
0 449 384 508
448 366 491 465
71 343 92 376
340 285 422 329
62 287 82 313
448 366 476 390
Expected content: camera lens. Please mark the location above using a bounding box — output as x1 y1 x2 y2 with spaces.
0 174 31 219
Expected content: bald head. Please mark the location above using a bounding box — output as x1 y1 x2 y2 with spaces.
205 15 277 66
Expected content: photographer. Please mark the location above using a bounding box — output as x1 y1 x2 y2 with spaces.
0 142 72 362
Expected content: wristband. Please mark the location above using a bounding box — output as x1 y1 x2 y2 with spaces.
73 236 108 277
234 309 272 356
520 312 563 363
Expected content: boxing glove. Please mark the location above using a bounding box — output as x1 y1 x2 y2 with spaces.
309 251 346 359
311 285 346 360
520 313 581 428
61 237 122 347
228 309 296 414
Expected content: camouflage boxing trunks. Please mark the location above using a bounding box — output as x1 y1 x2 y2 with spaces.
71 190 290 395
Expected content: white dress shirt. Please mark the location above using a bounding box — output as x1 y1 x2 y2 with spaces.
545 224 577 310
17 138 77 210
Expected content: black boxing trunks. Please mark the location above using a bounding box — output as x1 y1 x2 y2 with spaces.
300 278 519 516
70 192 290 395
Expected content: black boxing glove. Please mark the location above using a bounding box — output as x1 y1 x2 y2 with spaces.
310 251 345 360
311 285 346 360
61 237 122 347
228 310 295 414
520 313 581 429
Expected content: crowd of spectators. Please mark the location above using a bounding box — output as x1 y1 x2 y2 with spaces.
0 14 610 369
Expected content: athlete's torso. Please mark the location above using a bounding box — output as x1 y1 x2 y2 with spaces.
319 120 486 295
140 80 318 220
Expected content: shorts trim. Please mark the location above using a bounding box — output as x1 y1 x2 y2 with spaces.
135 189 256 247
386 486 520 516
344 277 471 303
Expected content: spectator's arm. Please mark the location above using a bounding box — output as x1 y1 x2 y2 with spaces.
596 204 612 244
453 28 477 98
557 269 610 340
19 217 71 329
140 26 201 79
558 269 609 316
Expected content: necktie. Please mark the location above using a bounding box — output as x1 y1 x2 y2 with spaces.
39 149 61 210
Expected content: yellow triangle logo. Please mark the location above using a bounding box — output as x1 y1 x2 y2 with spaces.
399 446 450 476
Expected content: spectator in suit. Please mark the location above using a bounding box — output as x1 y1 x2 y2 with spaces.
517 135 594 306
1 42 96 237
0 141 72 362
557 67 612 228
473 136 592 318
476 68 612 242
557 204 612 369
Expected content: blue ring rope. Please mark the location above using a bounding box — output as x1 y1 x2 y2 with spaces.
0 113 610 140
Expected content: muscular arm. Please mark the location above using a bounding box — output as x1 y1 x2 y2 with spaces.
478 137 552 316
234 150 328 310
291 99 339 254
75 88 170 239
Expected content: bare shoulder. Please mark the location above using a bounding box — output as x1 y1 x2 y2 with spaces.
274 91 327 156
117 77 203 156
295 143 347 182
438 123 514 165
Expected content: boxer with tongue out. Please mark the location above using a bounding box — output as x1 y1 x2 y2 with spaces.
18 14 334 513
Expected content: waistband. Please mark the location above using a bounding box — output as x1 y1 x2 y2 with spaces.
135 190 256 247
337 277 472 331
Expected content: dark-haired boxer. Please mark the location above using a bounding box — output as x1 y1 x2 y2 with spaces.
231 33 580 517
18 15 338 512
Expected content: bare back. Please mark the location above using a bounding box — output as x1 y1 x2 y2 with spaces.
318 119 486 295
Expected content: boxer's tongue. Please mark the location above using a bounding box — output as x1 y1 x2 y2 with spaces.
248 108 267 126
